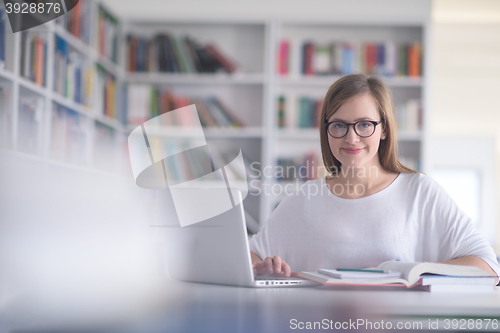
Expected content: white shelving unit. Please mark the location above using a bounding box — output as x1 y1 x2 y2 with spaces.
0 0 126 176
1 1 431 230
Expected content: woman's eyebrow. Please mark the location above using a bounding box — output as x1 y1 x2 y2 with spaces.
328 117 376 122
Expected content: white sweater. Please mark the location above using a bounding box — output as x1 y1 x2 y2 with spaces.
249 172 500 277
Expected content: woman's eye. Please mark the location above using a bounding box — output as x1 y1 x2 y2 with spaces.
333 123 346 129
359 122 371 128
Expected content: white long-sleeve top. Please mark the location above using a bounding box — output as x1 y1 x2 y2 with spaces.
249 172 500 277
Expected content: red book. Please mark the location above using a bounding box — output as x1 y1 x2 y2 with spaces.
304 43 314 75
128 37 137 72
205 44 237 73
278 40 289 75
73 1 80 38
365 44 377 75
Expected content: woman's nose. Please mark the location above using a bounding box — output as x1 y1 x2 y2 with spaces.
344 126 360 144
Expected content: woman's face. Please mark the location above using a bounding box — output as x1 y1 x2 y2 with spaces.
326 93 385 170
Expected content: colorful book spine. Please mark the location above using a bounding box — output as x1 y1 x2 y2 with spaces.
277 96 285 128
55 0 91 44
284 39 422 77
126 34 237 74
20 31 47 86
98 7 118 63
97 66 117 119
54 36 95 106
126 85 245 128
278 40 289 75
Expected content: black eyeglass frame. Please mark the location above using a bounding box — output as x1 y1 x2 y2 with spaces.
324 120 382 138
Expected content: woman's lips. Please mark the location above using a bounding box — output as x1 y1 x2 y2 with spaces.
342 148 364 154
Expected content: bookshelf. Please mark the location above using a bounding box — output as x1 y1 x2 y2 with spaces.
0 0 125 176
0 1 431 231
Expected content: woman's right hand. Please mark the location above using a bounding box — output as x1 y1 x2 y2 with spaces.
252 255 291 278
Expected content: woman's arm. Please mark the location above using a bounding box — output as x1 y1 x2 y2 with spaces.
251 252 291 277
439 256 499 284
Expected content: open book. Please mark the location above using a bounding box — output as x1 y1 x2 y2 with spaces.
298 261 497 288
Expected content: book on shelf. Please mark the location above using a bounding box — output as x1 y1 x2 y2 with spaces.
51 104 91 165
20 30 47 86
127 34 237 74
17 96 44 155
278 39 422 77
277 95 322 129
55 0 91 44
96 65 117 119
298 261 497 291
98 6 119 63
0 86 13 149
127 84 244 128
396 98 422 133
54 36 95 106
277 96 285 128
277 40 289 75
0 9 5 68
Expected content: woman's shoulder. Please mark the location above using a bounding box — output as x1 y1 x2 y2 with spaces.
398 172 447 196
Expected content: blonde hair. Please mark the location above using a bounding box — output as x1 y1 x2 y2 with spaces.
319 74 418 175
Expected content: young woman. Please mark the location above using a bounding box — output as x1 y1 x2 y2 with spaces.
249 74 500 281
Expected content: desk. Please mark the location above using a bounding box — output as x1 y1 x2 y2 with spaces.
140 279 500 332
2 277 500 332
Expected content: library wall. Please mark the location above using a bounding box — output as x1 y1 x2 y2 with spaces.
431 0 500 251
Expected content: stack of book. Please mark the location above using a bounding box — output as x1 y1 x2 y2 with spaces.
54 36 95 106
276 151 325 182
0 9 5 68
127 34 237 73
20 31 47 86
278 40 422 77
127 84 244 128
396 99 422 133
299 261 497 292
98 7 118 63
55 0 92 44
51 104 90 165
277 95 323 129
96 66 116 119
0 86 12 149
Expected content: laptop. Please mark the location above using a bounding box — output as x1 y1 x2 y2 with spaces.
161 189 318 288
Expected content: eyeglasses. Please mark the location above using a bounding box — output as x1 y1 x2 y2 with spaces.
324 120 381 138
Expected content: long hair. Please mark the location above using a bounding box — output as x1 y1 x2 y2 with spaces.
319 74 418 175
